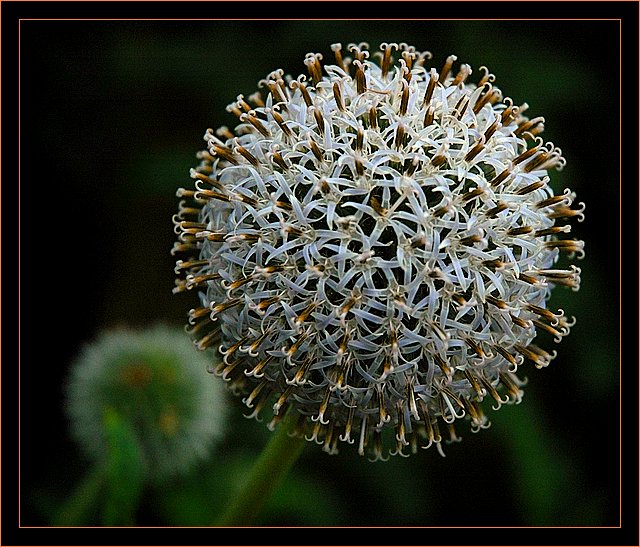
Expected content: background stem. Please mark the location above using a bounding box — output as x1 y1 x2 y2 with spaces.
214 416 306 526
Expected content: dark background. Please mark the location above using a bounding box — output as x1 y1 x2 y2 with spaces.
5 1 638 543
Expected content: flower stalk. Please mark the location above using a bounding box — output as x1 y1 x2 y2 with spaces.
214 414 306 526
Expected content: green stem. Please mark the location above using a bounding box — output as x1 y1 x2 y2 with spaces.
52 465 105 526
214 415 306 526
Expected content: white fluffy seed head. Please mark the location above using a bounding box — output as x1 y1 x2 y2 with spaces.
173 42 584 460
66 325 228 479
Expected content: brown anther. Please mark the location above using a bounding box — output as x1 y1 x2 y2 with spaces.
274 200 293 211
433 353 452 377
332 81 346 112
514 344 549 366
313 108 325 136
507 225 533 236
227 276 253 291
509 313 531 329
512 144 541 166
525 303 557 322
453 95 469 120
305 53 324 83
200 232 226 242
196 329 221 351
494 345 518 367
535 195 566 209
235 143 259 167
482 258 505 270
431 152 447 168
486 201 508 217
212 298 242 315
533 319 565 339
291 358 313 385
523 151 550 173
423 105 435 127
544 239 584 253
193 188 230 202
244 113 271 138
380 43 395 79
296 302 317 325
270 149 289 171
406 157 421 177
331 43 346 72
422 69 438 108
515 116 545 137
355 125 365 152
236 95 252 113
189 306 211 322
283 224 304 238
483 119 500 141
190 169 223 189
477 67 494 87
395 123 406 149
462 187 484 202
546 206 583 220
370 195 387 216
247 92 265 108
438 54 457 84
488 168 512 188
463 370 484 398
399 80 409 116
451 64 471 87
516 180 546 196
186 273 222 290
369 105 378 129
308 137 324 162
298 81 313 107
256 296 280 312
464 137 485 162
465 338 485 357
486 295 508 309
267 80 287 104
355 61 367 94
472 85 496 114
500 99 516 124
354 156 365 177
460 233 483 246
432 201 450 217
517 273 539 286
272 110 294 139
215 127 235 141
534 226 569 237
210 143 239 165
175 259 209 273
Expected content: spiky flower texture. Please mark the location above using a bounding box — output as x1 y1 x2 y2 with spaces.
173 43 584 460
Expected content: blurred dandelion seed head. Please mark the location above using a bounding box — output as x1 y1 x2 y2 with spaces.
173 42 584 460
66 325 227 479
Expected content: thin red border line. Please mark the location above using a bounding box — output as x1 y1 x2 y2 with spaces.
17 15 22 531
15 17 625 531
16 17 624 21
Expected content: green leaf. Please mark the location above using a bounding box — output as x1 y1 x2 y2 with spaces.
101 407 145 525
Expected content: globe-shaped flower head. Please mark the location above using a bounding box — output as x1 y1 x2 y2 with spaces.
173 43 584 460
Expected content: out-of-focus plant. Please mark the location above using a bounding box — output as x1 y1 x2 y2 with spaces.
58 325 228 525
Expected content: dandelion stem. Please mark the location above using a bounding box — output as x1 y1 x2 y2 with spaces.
214 415 306 526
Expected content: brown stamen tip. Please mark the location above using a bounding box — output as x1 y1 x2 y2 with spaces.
422 68 438 108
332 81 346 112
438 54 457 84
331 43 346 72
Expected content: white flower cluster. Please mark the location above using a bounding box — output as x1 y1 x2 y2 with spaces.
173 43 584 460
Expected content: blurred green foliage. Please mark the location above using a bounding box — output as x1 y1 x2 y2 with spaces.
20 19 619 527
